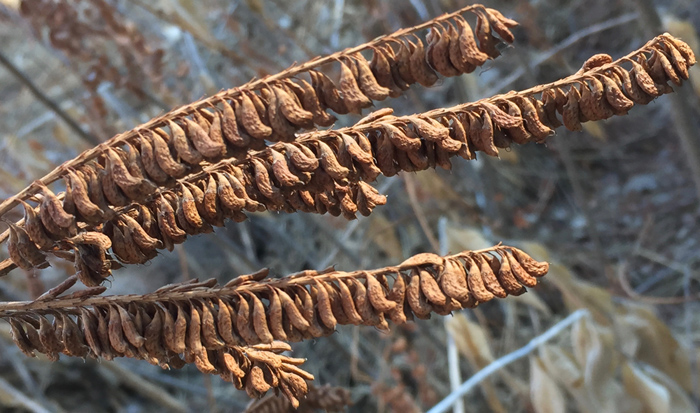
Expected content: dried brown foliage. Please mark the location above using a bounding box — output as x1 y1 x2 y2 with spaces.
0 1 696 408
0 33 693 288
19 0 165 113
0 3 512 227
1 245 547 405
0 3 520 280
244 384 352 412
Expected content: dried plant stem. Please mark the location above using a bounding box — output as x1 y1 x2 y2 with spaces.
0 245 531 315
631 0 700 198
0 376 52 413
0 33 693 282
427 309 591 413
0 3 506 221
0 50 100 146
99 361 189 413
2 245 548 406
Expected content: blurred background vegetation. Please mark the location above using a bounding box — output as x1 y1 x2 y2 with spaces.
0 0 699 411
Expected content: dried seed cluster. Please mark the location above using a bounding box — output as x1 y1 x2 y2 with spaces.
3 246 546 403
0 4 514 248
0 3 695 407
2 34 694 284
0 3 519 279
3 246 546 360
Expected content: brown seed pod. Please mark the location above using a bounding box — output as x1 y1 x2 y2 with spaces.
182 117 226 159
105 148 157 201
454 15 489 66
504 251 538 287
427 24 462 77
463 257 494 302
580 53 613 72
282 142 319 173
65 168 105 222
136 132 171 184
19 200 54 251
338 59 373 114
446 21 476 73
36 181 75 230
156 195 187 244
351 53 391 101
8 222 48 270
515 96 554 140
438 258 471 302
474 254 506 298
309 70 349 115
202 174 225 227
562 85 583 131
474 8 501 58
599 74 634 115
393 41 416 86
267 86 299 142
541 89 563 128
167 119 203 165
369 46 403 97
484 7 517 43
145 129 189 178
494 250 526 295
235 92 273 140
386 272 408 324
383 123 422 152
218 99 250 147
119 214 163 251
473 110 499 156
292 78 337 127
409 38 439 87
316 141 350 181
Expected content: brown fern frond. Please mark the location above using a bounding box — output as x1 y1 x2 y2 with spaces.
7 277 313 406
1 245 547 357
0 4 515 232
244 384 352 413
0 33 692 280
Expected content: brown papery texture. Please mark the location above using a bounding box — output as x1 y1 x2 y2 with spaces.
2 245 547 404
1 33 693 284
0 4 515 247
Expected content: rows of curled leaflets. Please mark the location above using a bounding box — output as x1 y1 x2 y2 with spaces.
0 0 695 409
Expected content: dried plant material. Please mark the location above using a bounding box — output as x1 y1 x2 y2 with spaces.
0 5 514 253
244 383 352 412
0 245 544 405
530 356 567 413
0 245 547 348
2 31 692 275
571 317 618 403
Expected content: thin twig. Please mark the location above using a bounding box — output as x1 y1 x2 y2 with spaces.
426 309 590 413
483 12 639 96
99 361 189 413
405 175 440 253
630 0 700 199
0 51 101 146
0 376 53 413
438 217 465 413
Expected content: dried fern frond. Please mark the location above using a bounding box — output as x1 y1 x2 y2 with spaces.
1 33 691 281
0 4 515 235
244 384 352 413
7 277 313 405
2 245 547 357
